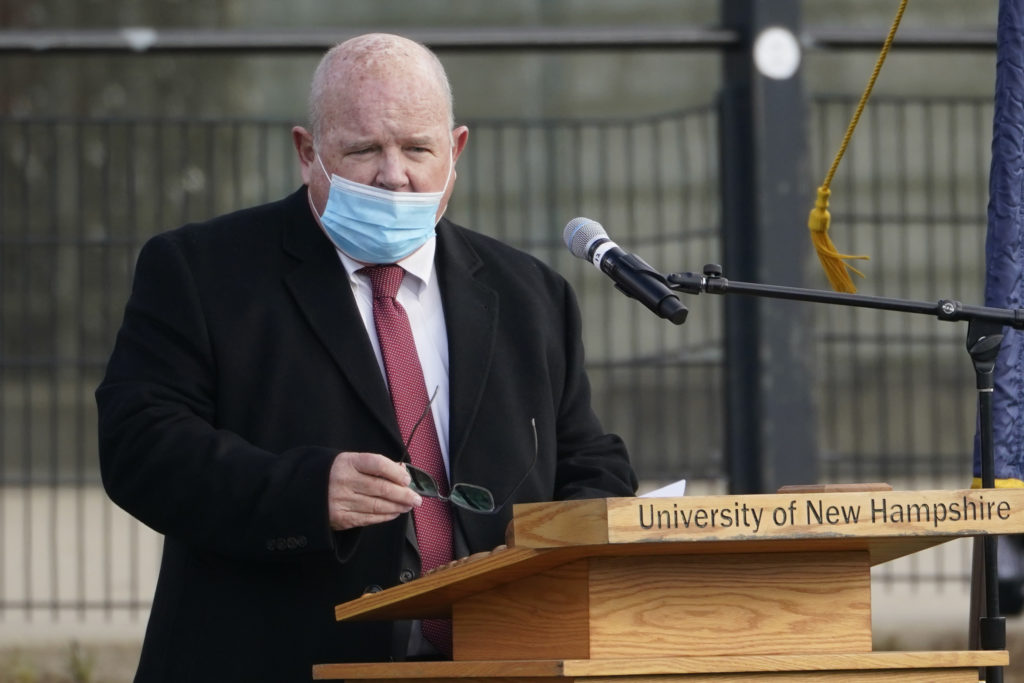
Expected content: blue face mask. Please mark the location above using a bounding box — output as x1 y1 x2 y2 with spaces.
315 153 452 264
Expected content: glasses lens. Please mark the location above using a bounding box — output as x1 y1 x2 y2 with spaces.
450 484 496 513
406 465 440 497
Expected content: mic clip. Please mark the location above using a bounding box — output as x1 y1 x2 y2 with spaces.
606 252 688 325
666 264 728 295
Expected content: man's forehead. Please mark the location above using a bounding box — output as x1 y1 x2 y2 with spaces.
338 48 440 94
329 66 443 110
320 106 447 149
324 85 447 134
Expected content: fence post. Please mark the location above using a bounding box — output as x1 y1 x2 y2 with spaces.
719 0 818 494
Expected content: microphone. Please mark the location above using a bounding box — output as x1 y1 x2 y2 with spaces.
563 217 687 325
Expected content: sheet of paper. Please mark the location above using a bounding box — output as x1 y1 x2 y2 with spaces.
639 479 686 498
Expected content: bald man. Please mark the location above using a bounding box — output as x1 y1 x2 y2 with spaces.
97 33 636 681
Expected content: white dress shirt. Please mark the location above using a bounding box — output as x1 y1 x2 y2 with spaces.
336 240 452 477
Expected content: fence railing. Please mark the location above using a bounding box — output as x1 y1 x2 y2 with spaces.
0 94 992 617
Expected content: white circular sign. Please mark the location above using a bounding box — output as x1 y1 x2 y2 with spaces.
753 27 802 80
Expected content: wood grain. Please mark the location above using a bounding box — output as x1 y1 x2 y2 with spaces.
508 499 610 547
454 560 591 661
507 490 1024 549
337 490 1024 625
586 552 871 658
313 650 1007 681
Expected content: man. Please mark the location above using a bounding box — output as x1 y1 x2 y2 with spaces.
96 33 636 681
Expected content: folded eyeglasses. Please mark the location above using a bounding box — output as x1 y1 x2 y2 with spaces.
402 390 537 514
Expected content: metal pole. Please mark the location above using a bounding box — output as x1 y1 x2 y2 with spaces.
0 26 740 55
720 0 817 494
0 26 995 56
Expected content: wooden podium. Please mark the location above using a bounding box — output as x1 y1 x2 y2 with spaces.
314 486 1024 681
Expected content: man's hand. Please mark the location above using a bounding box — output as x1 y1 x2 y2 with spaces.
328 451 422 530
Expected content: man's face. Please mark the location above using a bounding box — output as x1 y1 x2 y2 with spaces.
295 63 468 224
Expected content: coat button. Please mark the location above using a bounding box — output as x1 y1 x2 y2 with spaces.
399 569 416 583
362 585 383 595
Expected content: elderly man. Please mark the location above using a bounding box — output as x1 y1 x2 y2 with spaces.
97 33 636 681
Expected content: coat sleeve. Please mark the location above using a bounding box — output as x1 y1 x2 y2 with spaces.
96 232 340 560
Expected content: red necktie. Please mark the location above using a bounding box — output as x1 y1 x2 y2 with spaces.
363 265 454 656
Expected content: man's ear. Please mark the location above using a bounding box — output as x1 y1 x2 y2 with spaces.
451 125 469 166
292 126 316 185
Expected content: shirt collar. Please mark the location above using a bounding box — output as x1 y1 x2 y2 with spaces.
337 237 437 296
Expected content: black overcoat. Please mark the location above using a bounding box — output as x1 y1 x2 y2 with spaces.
96 187 637 681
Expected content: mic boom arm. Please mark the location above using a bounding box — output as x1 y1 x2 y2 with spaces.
667 263 1024 329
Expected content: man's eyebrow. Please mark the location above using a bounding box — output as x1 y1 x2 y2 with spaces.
340 139 378 152
337 135 439 152
402 135 440 147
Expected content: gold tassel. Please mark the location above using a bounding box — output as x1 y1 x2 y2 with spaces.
808 0 907 292
807 186 868 294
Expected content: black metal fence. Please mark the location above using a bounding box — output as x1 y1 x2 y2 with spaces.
812 96 991 486
0 93 991 616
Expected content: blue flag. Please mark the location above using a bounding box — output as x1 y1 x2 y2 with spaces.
977 0 1024 488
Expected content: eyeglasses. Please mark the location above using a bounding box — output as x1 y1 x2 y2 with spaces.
402 390 537 514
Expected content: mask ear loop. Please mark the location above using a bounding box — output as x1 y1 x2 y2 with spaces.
442 149 454 192
314 151 333 183
434 150 456 223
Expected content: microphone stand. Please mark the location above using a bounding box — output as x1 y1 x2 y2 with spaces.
667 263 1024 683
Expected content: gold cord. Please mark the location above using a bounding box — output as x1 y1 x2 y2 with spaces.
808 0 909 293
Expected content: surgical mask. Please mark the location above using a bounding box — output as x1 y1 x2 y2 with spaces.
315 152 452 264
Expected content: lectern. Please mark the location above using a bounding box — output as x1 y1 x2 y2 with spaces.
314 486 1024 681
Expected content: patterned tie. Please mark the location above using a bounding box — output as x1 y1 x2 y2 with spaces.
363 265 454 656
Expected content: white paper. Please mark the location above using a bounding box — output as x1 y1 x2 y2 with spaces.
639 479 687 498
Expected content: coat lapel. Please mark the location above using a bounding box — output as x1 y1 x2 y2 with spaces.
280 190 399 445
436 224 509 556
278 201 499 462
435 220 498 470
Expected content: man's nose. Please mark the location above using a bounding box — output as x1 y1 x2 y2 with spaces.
374 150 410 191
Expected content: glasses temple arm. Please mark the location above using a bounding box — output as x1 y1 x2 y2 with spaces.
400 386 439 464
491 418 538 514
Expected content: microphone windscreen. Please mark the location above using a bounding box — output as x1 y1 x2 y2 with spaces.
563 217 607 260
